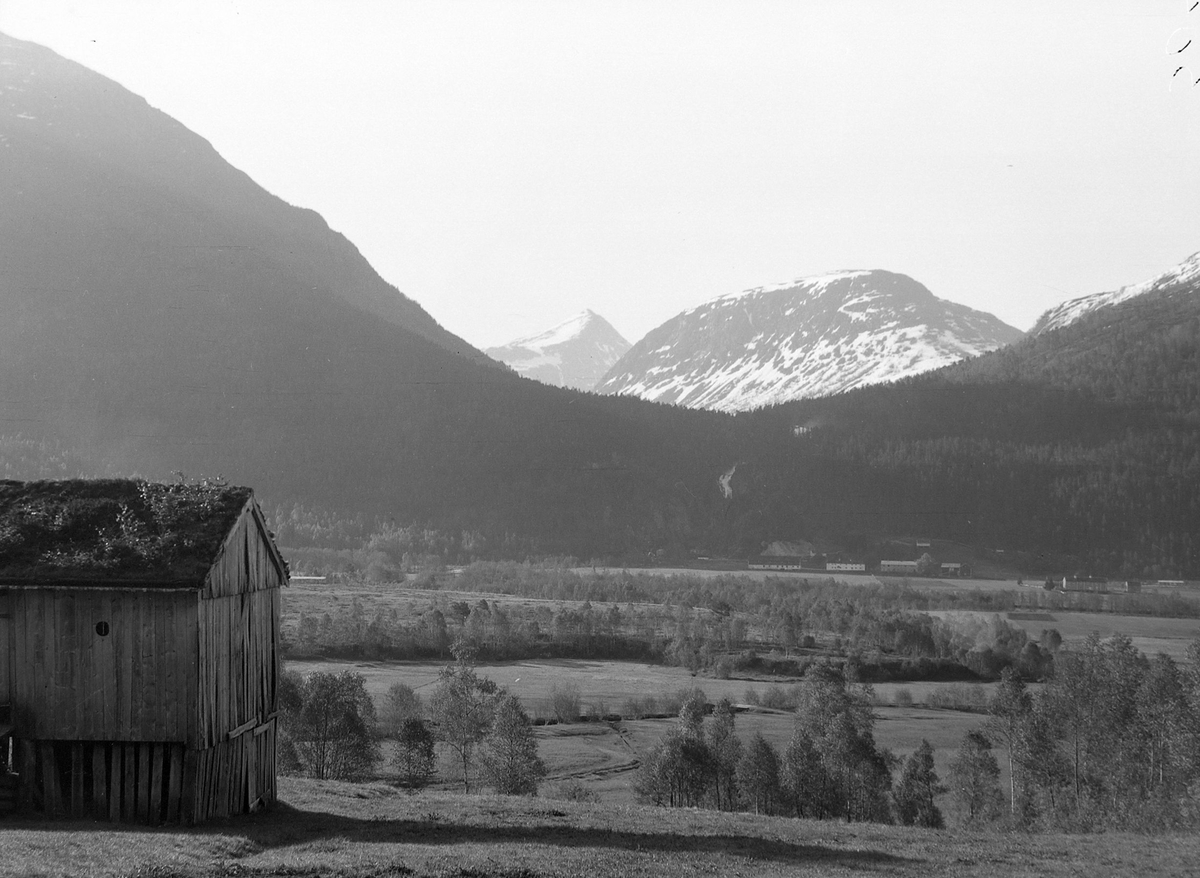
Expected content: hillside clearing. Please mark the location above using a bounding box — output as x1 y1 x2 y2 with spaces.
2 778 1196 878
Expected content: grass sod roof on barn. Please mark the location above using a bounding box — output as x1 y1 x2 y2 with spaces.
0 478 266 585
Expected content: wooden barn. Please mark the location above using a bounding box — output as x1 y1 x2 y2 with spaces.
0 478 287 823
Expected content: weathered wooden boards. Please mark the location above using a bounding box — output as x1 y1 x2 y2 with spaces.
181 718 276 822
15 739 188 823
12 719 278 822
8 498 285 824
197 589 279 749
0 589 11 712
10 588 195 743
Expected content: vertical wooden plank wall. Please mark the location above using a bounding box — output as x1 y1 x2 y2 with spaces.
14 740 188 824
10 588 195 742
197 504 284 750
185 502 284 822
183 719 276 823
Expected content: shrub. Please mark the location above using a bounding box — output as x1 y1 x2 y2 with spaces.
395 718 437 789
549 682 582 723
760 684 800 711
894 740 946 827
378 682 424 736
927 683 989 712
280 669 380 780
551 780 600 803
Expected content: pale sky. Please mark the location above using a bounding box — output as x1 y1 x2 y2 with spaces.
3 1 1198 348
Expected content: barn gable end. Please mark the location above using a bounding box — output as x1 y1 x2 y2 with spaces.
0 479 287 824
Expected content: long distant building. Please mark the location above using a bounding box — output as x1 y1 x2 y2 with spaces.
747 556 809 571
747 556 867 573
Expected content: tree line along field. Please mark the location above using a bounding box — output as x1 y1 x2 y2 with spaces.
283 654 997 812
280 575 1200 670
278 571 1200 825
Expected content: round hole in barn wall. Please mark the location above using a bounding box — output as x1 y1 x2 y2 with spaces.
95 621 110 636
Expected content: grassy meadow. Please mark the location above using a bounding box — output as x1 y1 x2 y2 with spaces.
3 777 1198 878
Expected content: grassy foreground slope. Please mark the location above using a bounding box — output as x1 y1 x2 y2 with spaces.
3 779 1198 878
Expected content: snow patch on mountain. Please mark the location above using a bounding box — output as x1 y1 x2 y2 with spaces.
1033 251 1200 335
485 310 631 391
597 270 1022 412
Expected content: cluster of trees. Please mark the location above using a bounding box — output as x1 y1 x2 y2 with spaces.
288 595 657 663
635 634 1200 832
983 635 1200 830
284 580 1049 684
277 642 546 796
634 665 944 827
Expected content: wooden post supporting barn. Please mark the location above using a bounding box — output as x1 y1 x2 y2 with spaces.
0 479 288 823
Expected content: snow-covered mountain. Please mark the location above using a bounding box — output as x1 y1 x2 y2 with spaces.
485 310 631 391
596 270 1023 412
1032 251 1200 335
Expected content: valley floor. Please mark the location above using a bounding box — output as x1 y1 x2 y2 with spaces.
2 778 1197 878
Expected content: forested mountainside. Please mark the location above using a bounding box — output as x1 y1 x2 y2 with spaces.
0 32 749 556
750 276 1200 577
254 275 1200 578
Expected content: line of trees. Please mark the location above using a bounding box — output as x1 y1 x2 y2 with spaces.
633 664 944 827
285 571 1061 684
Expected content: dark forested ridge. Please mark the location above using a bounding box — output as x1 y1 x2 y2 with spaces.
1 32 1197 576
749 279 1200 576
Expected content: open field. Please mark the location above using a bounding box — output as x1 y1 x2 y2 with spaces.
2 777 1198 878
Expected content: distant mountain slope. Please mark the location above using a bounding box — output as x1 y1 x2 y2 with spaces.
751 261 1200 576
485 311 630 390
0 31 748 557
0 31 486 364
597 270 1022 411
1032 251 1200 335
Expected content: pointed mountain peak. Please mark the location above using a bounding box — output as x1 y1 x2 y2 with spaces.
485 311 631 391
